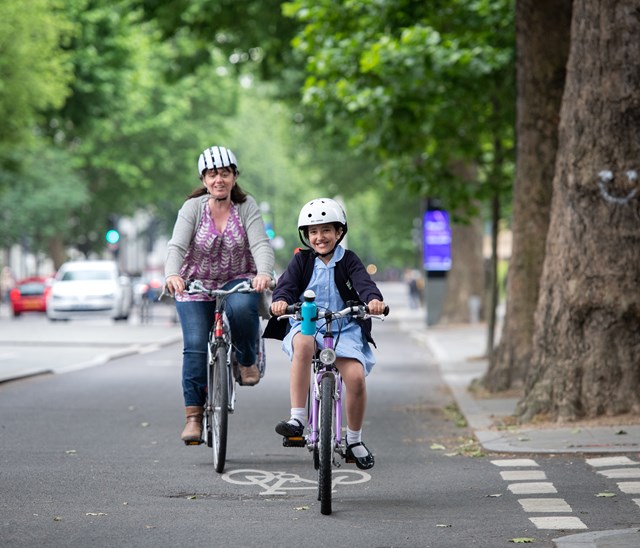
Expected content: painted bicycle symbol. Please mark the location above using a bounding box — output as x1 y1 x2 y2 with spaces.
221 468 371 496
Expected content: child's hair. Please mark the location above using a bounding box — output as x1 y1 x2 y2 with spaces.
301 222 344 238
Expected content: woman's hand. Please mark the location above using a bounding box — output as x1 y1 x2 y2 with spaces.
252 273 273 292
270 300 288 317
165 275 185 296
367 299 386 315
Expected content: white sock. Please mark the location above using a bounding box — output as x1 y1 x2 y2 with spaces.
346 428 368 458
289 408 306 426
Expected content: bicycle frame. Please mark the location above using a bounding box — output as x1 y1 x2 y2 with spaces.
278 299 386 515
183 279 265 473
308 316 343 455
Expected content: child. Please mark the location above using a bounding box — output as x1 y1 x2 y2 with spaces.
263 198 386 470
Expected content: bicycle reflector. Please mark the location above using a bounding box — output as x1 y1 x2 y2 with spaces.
319 348 336 365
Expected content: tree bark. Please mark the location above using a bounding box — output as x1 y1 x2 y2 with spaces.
440 219 484 324
482 0 572 391
517 0 640 422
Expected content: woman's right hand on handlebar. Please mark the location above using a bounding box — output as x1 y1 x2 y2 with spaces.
165 275 185 297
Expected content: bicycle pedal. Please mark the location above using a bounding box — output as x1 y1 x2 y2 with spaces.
183 439 204 446
282 436 306 448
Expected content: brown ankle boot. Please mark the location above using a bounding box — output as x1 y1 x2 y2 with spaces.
181 406 204 445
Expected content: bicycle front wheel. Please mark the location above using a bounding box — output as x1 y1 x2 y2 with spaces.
211 344 229 473
318 374 335 515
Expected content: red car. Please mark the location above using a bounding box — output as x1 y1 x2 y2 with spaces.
9 277 51 317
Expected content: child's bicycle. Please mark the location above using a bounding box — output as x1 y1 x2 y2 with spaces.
277 290 388 515
182 279 267 473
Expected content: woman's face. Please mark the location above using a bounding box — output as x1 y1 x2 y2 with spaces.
307 223 342 255
202 168 236 199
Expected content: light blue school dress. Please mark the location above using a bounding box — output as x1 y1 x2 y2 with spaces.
281 246 377 376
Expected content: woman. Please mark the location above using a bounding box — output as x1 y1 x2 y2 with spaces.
165 145 275 444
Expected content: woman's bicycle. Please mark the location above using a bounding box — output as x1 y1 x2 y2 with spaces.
277 290 388 515
184 279 267 473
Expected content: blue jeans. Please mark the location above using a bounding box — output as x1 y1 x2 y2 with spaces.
176 279 260 407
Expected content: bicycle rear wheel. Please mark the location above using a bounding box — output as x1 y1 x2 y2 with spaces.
318 374 335 515
211 344 229 473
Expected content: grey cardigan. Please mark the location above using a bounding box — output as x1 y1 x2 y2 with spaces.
164 194 275 281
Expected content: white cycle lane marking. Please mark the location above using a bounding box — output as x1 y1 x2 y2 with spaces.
491 458 587 530
587 456 640 509
221 468 371 496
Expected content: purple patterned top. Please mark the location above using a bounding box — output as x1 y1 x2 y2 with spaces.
176 201 257 302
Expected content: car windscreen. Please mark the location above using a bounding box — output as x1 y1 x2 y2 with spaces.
18 283 45 295
61 270 113 281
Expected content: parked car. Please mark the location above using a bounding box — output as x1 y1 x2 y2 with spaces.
46 260 133 321
9 277 51 317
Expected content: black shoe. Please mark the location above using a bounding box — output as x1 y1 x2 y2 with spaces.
345 441 375 470
275 418 304 437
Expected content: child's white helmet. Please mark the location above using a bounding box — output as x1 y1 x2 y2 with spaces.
297 198 348 254
197 146 238 176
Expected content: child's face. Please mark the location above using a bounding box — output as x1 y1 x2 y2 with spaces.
308 223 342 255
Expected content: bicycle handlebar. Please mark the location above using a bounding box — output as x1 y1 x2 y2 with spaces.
160 278 275 300
276 302 389 322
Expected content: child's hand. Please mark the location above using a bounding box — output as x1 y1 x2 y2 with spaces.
270 300 289 317
367 299 386 315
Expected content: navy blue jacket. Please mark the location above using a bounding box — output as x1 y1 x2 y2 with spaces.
263 248 383 346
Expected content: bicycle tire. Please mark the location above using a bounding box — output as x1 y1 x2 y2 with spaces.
318 374 335 515
212 344 229 473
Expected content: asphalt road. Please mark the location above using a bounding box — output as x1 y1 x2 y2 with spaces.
1 285 639 547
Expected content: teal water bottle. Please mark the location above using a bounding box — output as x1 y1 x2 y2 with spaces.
300 290 317 336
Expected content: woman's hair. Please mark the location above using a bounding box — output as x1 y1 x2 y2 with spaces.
187 169 248 203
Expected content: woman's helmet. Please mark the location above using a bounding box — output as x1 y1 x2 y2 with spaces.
197 146 238 176
297 198 348 254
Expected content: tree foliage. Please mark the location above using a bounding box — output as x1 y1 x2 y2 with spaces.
283 0 515 216
0 0 73 164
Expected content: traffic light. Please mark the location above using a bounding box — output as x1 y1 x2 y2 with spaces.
264 221 275 240
106 214 120 256
105 229 120 245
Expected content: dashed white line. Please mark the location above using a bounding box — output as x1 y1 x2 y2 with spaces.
508 482 557 495
491 458 539 467
529 516 587 530
493 458 586 531
500 470 547 481
586 456 638 467
518 498 572 513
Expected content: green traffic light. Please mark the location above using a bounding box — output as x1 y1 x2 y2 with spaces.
105 229 120 244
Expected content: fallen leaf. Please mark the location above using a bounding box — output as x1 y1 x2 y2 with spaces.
615 430 628 435
436 524 452 528
509 538 535 543
186 495 197 500
86 512 107 516
65 450 77 455
141 422 150 428
486 493 502 498
517 436 530 442
596 492 616 497
430 443 446 451
145 525 155 529
53 517 63 522
295 506 310 511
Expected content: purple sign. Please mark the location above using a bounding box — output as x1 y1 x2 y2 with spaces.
423 210 452 271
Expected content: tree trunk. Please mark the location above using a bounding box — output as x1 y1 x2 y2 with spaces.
517 0 640 422
482 0 572 391
440 219 484 324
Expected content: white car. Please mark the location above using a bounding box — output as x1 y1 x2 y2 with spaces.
46 260 133 321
